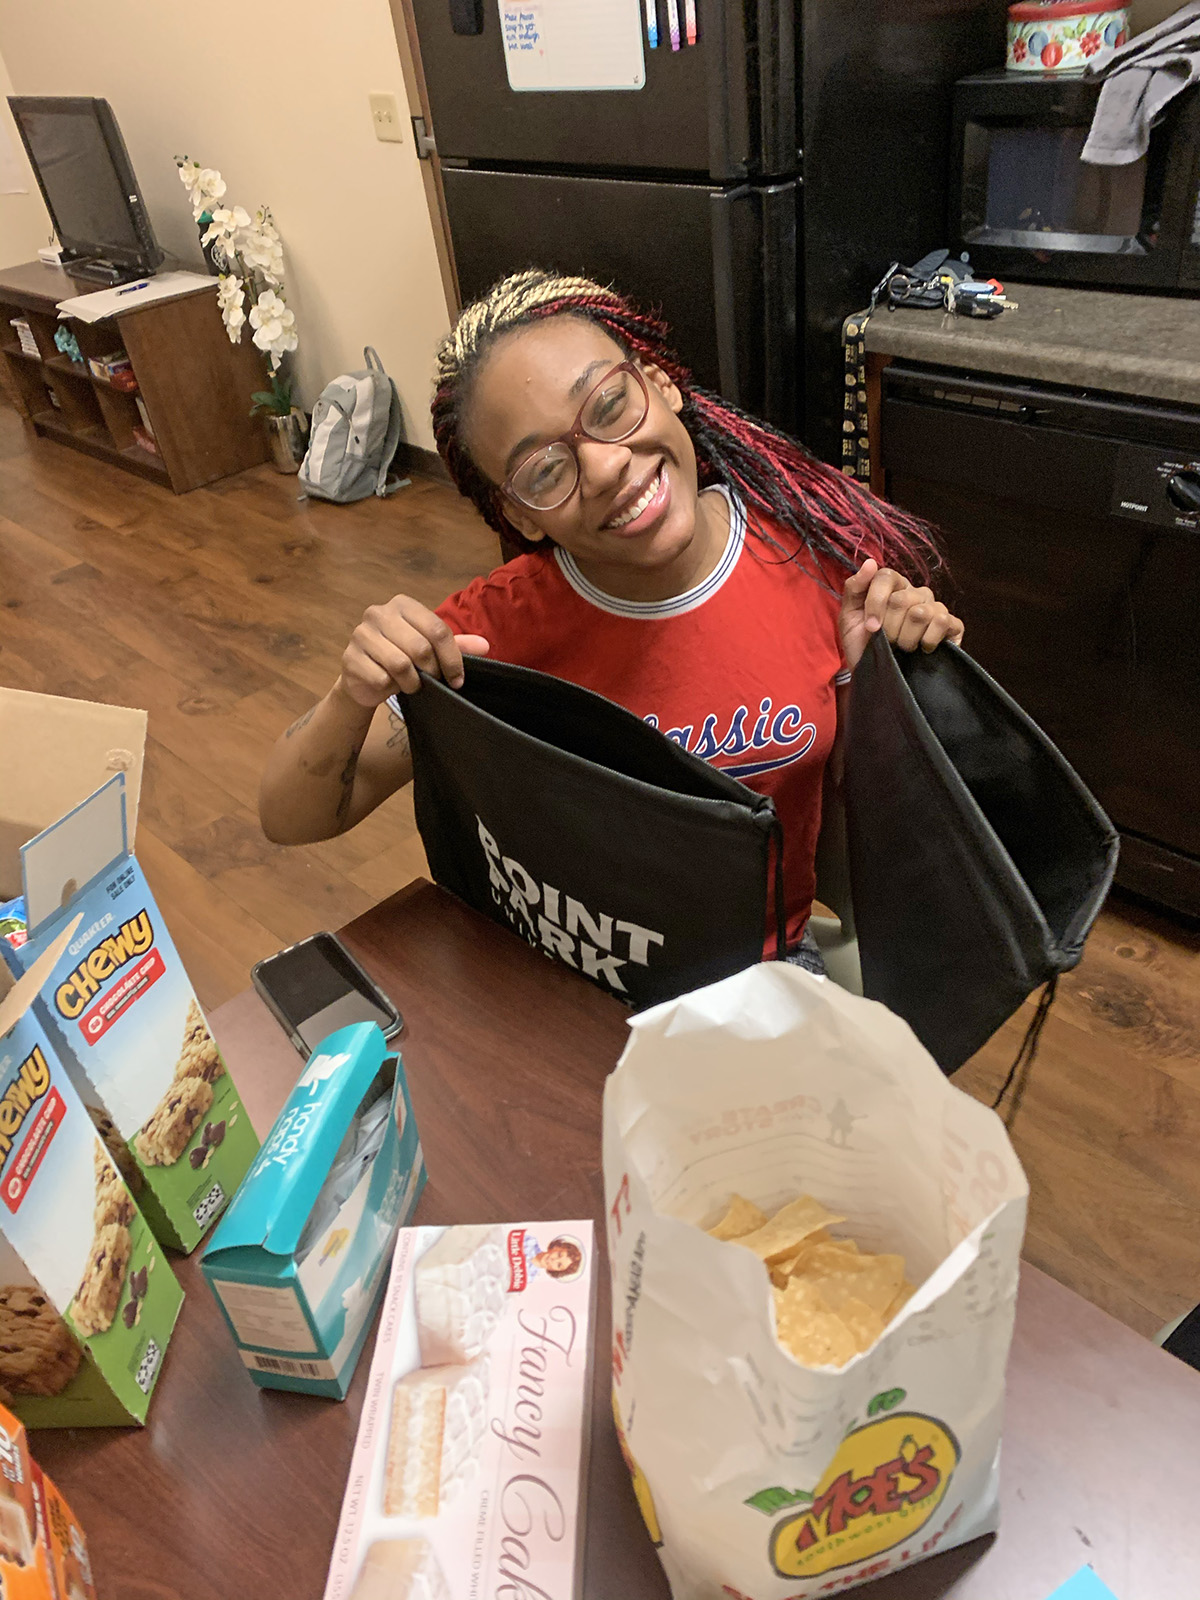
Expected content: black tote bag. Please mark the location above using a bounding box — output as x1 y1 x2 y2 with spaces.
844 631 1119 1076
397 657 785 1009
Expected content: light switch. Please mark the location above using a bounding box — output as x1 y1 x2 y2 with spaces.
369 92 404 143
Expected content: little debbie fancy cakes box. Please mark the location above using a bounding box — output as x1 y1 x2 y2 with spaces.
0 920 182 1427
0 688 259 1252
324 1220 595 1600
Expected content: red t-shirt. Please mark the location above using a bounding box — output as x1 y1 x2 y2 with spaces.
428 489 849 951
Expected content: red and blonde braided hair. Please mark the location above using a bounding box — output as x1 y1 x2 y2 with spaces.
431 270 937 582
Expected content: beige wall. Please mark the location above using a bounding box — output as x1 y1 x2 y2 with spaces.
0 0 452 448
0 43 52 268
1131 0 1183 31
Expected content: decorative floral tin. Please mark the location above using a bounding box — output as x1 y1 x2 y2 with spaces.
1007 1 1129 72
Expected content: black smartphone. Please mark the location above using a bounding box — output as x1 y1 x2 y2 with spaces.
251 931 403 1058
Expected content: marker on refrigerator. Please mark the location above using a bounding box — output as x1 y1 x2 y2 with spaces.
666 0 681 50
645 0 658 48
684 0 697 46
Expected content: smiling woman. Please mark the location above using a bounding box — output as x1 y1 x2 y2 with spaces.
259 270 964 965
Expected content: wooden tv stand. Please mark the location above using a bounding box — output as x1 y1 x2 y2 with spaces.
0 260 269 492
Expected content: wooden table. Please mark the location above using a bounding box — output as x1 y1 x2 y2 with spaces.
35 881 1200 1599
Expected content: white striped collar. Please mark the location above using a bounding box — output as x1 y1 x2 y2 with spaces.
553 485 745 620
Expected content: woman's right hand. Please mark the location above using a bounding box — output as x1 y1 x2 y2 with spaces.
337 595 490 706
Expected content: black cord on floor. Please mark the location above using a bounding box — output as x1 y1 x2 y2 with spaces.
991 975 1059 1124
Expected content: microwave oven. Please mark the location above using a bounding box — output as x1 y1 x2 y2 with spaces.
950 70 1200 291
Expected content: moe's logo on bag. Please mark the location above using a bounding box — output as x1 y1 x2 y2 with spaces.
759 1411 960 1580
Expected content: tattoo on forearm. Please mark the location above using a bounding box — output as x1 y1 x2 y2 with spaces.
334 750 358 830
284 705 316 739
385 708 409 751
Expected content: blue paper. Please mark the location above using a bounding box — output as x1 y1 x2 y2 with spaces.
1048 1568 1120 1600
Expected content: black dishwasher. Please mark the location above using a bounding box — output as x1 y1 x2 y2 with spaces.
881 362 1200 918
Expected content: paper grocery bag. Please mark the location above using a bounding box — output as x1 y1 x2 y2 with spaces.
602 963 1028 1598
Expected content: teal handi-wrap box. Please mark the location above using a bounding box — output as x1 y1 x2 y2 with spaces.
202 1022 426 1398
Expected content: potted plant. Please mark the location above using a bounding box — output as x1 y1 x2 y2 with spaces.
250 369 309 475
176 157 308 472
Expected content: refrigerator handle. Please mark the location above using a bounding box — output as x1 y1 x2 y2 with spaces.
756 0 796 175
711 187 747 408
704 0 752 181
761 181 797 426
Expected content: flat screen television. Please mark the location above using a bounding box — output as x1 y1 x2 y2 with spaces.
7 96 164 284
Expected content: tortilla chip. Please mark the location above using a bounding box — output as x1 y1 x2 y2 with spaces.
810 1254 906 1316
702 1186 916 1363
707 1194 769 1242
773 1277 858 1368
796 1240 861 1275
733 1196 847 1265
768 1230 843 1280
883 1281 917 1322
835 1295 886 1354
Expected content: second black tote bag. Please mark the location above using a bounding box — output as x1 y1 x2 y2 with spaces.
844 631 1119 1076
396 657 786 1010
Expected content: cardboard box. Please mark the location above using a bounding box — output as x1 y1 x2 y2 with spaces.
0 1398 98 1598
0 922 183 1427
0 687 260 1252
323 1219 595 1599
204 1022 426 1399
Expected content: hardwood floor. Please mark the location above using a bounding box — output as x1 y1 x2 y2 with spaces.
0 399 493 1006
2 401 1199 1343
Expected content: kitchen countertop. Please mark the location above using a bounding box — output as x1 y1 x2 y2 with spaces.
863 280 1200 407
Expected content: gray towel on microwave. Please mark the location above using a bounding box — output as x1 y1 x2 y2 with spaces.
1082 2 1200 164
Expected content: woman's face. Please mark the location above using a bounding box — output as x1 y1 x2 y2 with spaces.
462 317 704 573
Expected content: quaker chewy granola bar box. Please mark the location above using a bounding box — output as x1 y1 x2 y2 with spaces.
203 1021 426 1399
0 687 259 1252
323 1220 594 1600
0 1398 98 1598
0 920 183 1427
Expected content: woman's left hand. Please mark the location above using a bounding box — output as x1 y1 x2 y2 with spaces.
839 558 964 672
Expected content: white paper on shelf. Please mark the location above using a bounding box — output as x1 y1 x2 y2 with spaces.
498 0 645 92
56 270 216 323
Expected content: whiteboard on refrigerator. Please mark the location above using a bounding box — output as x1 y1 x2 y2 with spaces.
499 0 646 92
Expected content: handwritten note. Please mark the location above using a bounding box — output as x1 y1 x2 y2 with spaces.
499 0 646 92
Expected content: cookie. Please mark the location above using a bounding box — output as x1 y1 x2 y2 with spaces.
173 998 225 1085
0 1285 82 1396
93 1142 136 1232
70 1224 131 1338
134 1075 213 1167
87 1104 143 1195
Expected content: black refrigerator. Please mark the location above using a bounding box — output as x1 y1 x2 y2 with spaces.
410 0 1004 463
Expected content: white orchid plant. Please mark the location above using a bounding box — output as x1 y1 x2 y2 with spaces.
175 158 298 411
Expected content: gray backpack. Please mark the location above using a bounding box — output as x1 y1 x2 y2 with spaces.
298 346 409 503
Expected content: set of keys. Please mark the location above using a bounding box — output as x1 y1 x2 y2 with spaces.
870 252 1019 319
945 277 1019 319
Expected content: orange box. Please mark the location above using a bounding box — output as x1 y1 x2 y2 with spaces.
0 1401 96 1598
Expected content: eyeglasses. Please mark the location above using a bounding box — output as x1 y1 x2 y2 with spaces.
501 361 651 512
